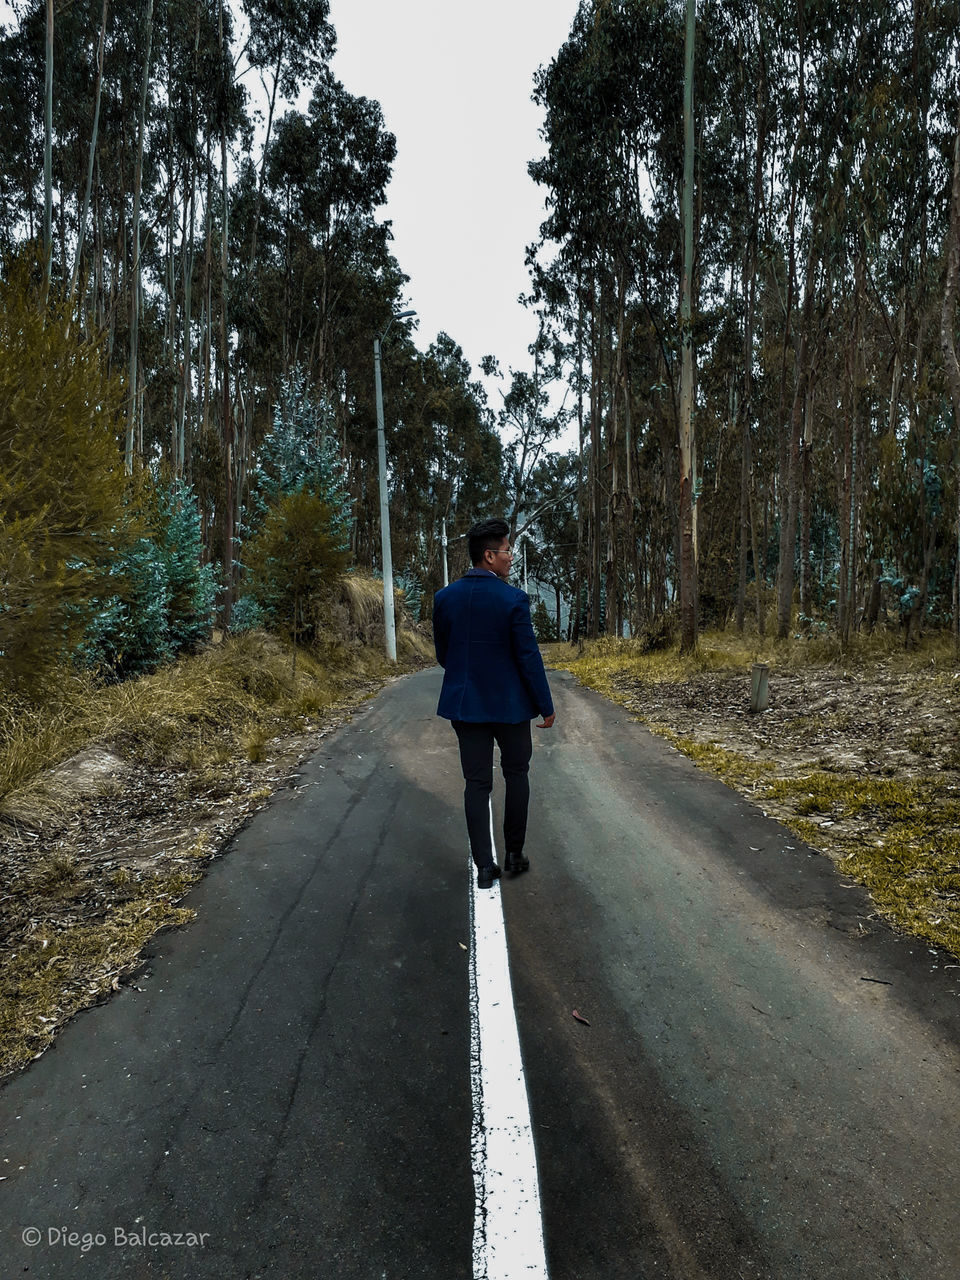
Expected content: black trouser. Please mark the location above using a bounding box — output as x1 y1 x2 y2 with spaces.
452 720 533 868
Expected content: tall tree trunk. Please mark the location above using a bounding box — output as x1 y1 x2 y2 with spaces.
220 118 234 627
201 143 213 435
798 392 813 622
940 100 960 652
751 473 765 635
678 0 698 652
588 273 601 638
43 0 53 297
776 230 818 640
776 347 807 639
736 138 760 632
571 277 585 645
69 0 109 310
125 0 155 474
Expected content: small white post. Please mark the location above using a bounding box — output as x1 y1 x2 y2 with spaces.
750 662 769 714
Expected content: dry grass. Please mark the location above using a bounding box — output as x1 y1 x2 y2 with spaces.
1 576 432 822
542 622 958 687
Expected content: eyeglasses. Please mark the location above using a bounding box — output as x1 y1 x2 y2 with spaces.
495 549 514 558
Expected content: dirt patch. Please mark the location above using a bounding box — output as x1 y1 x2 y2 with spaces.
609 664 960 782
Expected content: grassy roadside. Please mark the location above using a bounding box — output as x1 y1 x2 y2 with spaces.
0 592 432 1080
542 630 960 961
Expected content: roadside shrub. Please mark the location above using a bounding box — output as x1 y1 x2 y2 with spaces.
229 595 267 634
244 488 350 654
0 254 133 694
76 478 215 680
532 597 559 642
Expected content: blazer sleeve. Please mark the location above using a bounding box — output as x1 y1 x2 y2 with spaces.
509 591 555 718
432 594 449 668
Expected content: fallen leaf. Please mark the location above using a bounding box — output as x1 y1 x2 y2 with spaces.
572 1009 591 1026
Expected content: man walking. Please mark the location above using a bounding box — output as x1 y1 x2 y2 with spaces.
432 518 555 888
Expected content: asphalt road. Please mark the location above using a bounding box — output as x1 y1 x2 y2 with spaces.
3 665 960 1279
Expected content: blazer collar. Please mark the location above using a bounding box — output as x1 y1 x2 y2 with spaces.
465 567 498 578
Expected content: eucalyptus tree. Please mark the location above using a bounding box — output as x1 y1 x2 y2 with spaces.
519 450 580 636
256 72 396 390
531 0 745 639
943 96 960 644
480 324 571 544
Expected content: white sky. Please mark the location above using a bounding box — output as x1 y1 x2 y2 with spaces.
328 0 580 403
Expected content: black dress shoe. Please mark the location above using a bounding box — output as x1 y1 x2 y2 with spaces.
504 851 530 875
477 863 501 889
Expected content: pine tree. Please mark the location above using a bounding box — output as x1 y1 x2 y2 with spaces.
76 476 216 679
159 480 217 652
244 365 352 549
77 535 171 680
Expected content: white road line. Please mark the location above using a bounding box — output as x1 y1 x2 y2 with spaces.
469 801 549 1279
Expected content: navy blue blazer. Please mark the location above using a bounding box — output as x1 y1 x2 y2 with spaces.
432 568 555 723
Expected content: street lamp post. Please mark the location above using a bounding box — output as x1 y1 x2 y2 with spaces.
374 309 416 661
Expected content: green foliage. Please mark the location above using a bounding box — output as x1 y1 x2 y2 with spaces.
395 573 422 623
244 487 350 647
244 365 352 552
75 477 216 680
160 481 217 652
228 595 267 634
0 256 133 693
77 536 170 679
531 597 558 643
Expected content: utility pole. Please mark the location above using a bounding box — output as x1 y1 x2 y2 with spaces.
374 309 416 661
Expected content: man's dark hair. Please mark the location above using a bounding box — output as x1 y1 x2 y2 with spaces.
468 518 509 566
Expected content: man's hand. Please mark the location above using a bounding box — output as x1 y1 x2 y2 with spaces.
536 713 555 729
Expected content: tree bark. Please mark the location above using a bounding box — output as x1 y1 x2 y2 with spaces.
69 0 109 311
678 0 698 653
43 0 53 296
940 101 960 651
124 0 155 474
218 0 234 627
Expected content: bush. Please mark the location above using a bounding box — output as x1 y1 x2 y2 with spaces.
531 597 559 642
244 488 350 651
75 478 216 680
0 254 132 693
76 537 171 679
634 611 677 654
229 595 267 634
